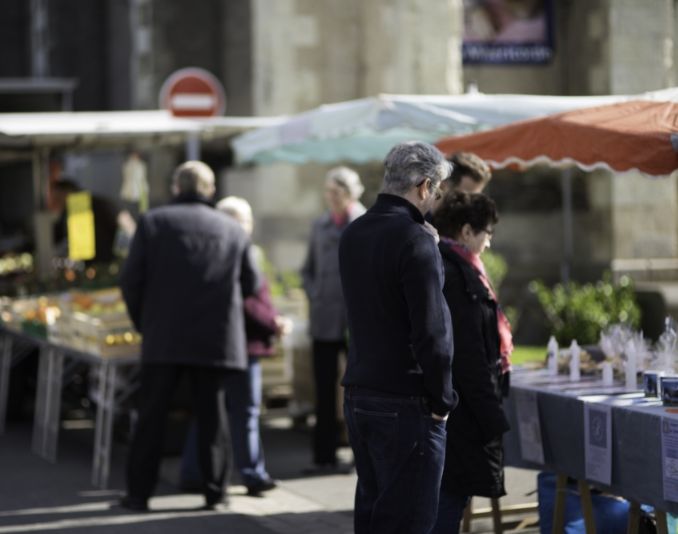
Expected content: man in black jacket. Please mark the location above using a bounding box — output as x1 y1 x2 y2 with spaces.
119 161 258 511
339 141 456 533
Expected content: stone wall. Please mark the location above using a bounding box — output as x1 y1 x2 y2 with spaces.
240 0 464 271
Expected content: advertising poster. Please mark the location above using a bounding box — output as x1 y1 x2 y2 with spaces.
662 417 678 503
584 403 612 485
462 0 554 64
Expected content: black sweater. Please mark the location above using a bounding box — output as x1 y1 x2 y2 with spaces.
339 194 456 415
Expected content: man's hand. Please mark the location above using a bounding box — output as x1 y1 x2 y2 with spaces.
422 221 440 244
431 412 448 422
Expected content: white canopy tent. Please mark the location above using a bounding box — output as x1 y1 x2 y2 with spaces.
231 89 678 165
0 110 283 276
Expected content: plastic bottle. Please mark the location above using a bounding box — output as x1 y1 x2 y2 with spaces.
625 348 638 390
569 340 581 382
547 336 559 376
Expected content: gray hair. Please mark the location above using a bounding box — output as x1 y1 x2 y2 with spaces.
172 161 215 198
326 166 364 200
381 141 452 195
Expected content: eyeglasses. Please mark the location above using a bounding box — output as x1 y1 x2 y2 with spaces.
416 177 442 201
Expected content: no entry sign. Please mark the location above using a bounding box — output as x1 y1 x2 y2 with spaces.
159 67 226 117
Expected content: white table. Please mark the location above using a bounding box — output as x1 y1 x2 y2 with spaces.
0 326 139 488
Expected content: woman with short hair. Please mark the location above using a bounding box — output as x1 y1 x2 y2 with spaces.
431 191 513 534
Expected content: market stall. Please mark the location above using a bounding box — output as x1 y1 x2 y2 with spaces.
230 89 678 166
0 288 139 488
0 110 283 279
435 99 678 284
505 366 675 532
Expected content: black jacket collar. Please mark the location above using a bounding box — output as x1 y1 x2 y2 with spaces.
171 192 215 208
373 193 425 224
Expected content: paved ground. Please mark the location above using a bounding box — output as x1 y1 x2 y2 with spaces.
0 411 541 533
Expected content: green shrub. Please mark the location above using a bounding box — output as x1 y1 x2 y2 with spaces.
529 274 641 345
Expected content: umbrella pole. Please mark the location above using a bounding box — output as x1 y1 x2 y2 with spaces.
560 168 573 285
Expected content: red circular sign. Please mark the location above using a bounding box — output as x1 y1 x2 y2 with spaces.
159 67 226 117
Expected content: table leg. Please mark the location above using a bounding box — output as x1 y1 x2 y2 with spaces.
93 360 118 489
490 497 503 534
92 361 107 487
32 345 49 455
0 334 13 435
626 501 641 534
655 510 668 534
577 481 597 534
44 349 64 462
552 473 568 534
461 498 472 532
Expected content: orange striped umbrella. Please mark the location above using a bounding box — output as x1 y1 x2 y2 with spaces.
436 100 678 177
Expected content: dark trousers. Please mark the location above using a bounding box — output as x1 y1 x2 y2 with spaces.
126 364 229 505
312 339 345 465
430 492 469 534
180 358 270 488
344 388 447 534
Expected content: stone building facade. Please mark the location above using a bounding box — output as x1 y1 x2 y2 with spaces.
2 0 678 338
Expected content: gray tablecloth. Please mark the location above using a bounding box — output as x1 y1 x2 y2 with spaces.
503 370 678 515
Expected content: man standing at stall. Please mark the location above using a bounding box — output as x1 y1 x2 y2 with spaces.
339 141 456 533
119 160 259 511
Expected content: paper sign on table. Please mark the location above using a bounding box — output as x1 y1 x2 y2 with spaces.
661 416 678 503
584 402 612 485
67 191 96 261
514 389 545 464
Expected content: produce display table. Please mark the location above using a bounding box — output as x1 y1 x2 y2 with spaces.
0 326 139 489
504 368 674 533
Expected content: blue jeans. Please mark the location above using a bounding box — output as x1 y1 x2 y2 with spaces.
430 492 469 534
344 387 447 534
181 359 270 488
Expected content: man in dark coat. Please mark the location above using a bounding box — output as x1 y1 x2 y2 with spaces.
339 141 456 534
119 161 259 511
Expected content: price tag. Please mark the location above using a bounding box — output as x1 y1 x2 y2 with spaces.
67 192 95 261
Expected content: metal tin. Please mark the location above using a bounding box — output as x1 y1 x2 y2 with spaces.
643 371 663 398
660 375 678 406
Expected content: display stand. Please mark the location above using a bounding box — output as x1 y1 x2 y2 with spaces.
0 327 139 489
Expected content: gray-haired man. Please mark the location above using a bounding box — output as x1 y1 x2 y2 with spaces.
339 142 456 533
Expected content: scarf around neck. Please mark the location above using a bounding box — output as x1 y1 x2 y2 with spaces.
441 237 513 373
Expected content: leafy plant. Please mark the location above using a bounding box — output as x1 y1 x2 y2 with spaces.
529 274 641 345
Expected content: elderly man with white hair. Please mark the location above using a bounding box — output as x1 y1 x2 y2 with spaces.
119 161 259 511
180 195 290 496
301 166 366 474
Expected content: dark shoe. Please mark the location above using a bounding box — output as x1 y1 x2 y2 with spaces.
179 480 203 494
246 478 278 496
201 496 230 511
200 502 229 512
115 496 149 512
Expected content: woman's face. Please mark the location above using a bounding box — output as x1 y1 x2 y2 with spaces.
324 180 352 214
459 223 493 255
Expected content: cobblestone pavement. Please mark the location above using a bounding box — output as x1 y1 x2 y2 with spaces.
0 414 539 533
